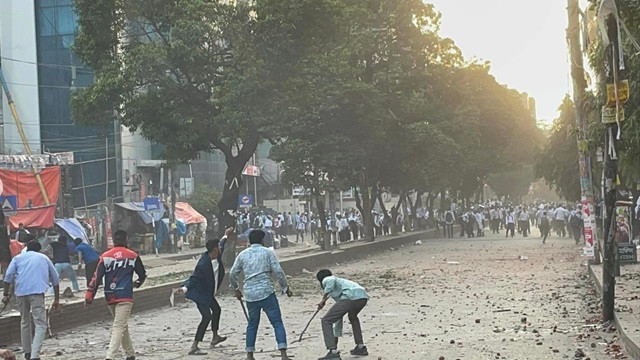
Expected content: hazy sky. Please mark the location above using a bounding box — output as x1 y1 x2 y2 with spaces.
429 0 580 123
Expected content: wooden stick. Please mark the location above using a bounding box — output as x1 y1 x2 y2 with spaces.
294 308 321 343
239 298 249 321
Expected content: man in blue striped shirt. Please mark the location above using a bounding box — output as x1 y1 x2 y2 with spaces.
230 230 291 360
2 240 60 360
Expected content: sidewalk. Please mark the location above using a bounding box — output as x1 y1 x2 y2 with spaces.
588 263 640 359
0 229 438 345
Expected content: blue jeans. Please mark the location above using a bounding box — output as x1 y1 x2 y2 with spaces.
245 293 287 352
51 263 79 293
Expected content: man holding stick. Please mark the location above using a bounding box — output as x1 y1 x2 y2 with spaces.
230 230 292 360
2 240 60 360
316 269 369 360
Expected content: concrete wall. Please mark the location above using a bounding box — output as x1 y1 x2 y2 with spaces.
0 0 42 154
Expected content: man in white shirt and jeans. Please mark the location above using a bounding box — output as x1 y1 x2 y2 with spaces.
2 240 60 360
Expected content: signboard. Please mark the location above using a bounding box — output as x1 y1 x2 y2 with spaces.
606 80 630 107
179 178 194 197
292 186 312 197
583 247 595 258
143 196 161 212
341 188 355 199
618 243 637 264
238 194 253 208
242 164 261 177
0 195 17 216
0 152 74 168
602 106 625 124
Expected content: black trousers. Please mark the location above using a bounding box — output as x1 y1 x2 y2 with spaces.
85 260 101 287
195 297 222 342
506 223 515 237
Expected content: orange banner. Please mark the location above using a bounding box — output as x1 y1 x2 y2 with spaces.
0 167 60 230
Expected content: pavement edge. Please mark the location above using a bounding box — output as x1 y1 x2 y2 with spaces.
587 263 640 359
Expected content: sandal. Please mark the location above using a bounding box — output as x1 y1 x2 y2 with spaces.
210 335 228 347
188 348 207 356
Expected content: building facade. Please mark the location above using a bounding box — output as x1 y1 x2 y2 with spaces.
1 0 119 209
1 0 280 211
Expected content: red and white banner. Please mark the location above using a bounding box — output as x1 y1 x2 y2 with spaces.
582 200 597 258
0 167 60 230
242 164 261 177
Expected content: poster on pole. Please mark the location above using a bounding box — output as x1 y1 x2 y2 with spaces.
582 200 596 259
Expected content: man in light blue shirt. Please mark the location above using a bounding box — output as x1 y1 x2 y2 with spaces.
2 240 60 360
316 269 369 360
230 230 291 360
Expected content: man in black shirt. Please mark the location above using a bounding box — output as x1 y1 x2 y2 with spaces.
50 236 79 293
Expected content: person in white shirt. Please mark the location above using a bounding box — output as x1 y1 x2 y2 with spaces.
537 206 552 243
518 206 530 237
554 205 567 237
505 209 516 238
296 219 305 243
490 207 501 234
263 216 273 229
474 210 484 237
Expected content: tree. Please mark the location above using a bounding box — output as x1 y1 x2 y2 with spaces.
186 184 221 220
535 97 582 201
586 0 640 188
72 0 305 235
488 165 534 201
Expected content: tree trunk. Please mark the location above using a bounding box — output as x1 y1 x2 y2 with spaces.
315 191 331 251
355 184 377 242
390 192 405 235
217 136 258 238
409 191 423 230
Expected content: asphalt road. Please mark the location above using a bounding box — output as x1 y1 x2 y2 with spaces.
25 229 625 360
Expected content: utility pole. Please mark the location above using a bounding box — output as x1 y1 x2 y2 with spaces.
567 0 600 263
601 9 622 323
167 167 177 253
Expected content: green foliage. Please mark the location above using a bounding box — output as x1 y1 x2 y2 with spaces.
187 184 221 219
584 0 640 188
535 96 582 201
488 165 534 200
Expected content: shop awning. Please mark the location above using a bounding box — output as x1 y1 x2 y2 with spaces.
175 202 206 224
115 202 166 224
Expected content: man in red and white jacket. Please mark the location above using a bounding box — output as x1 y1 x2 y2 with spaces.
86 230 146 360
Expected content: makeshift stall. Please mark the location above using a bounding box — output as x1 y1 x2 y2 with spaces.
114 202 166 254
175 202 207 248
155 218 187 250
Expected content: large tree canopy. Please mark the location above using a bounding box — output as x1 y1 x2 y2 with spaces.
73 0 544 242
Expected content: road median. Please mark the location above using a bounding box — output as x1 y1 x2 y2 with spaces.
0 228 444 345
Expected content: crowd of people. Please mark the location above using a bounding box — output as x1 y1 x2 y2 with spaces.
233 199 593 251
427 201 587 244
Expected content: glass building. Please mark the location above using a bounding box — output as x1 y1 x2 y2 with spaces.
34 0 119 208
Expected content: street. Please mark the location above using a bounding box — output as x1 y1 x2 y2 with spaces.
31 230 623 360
